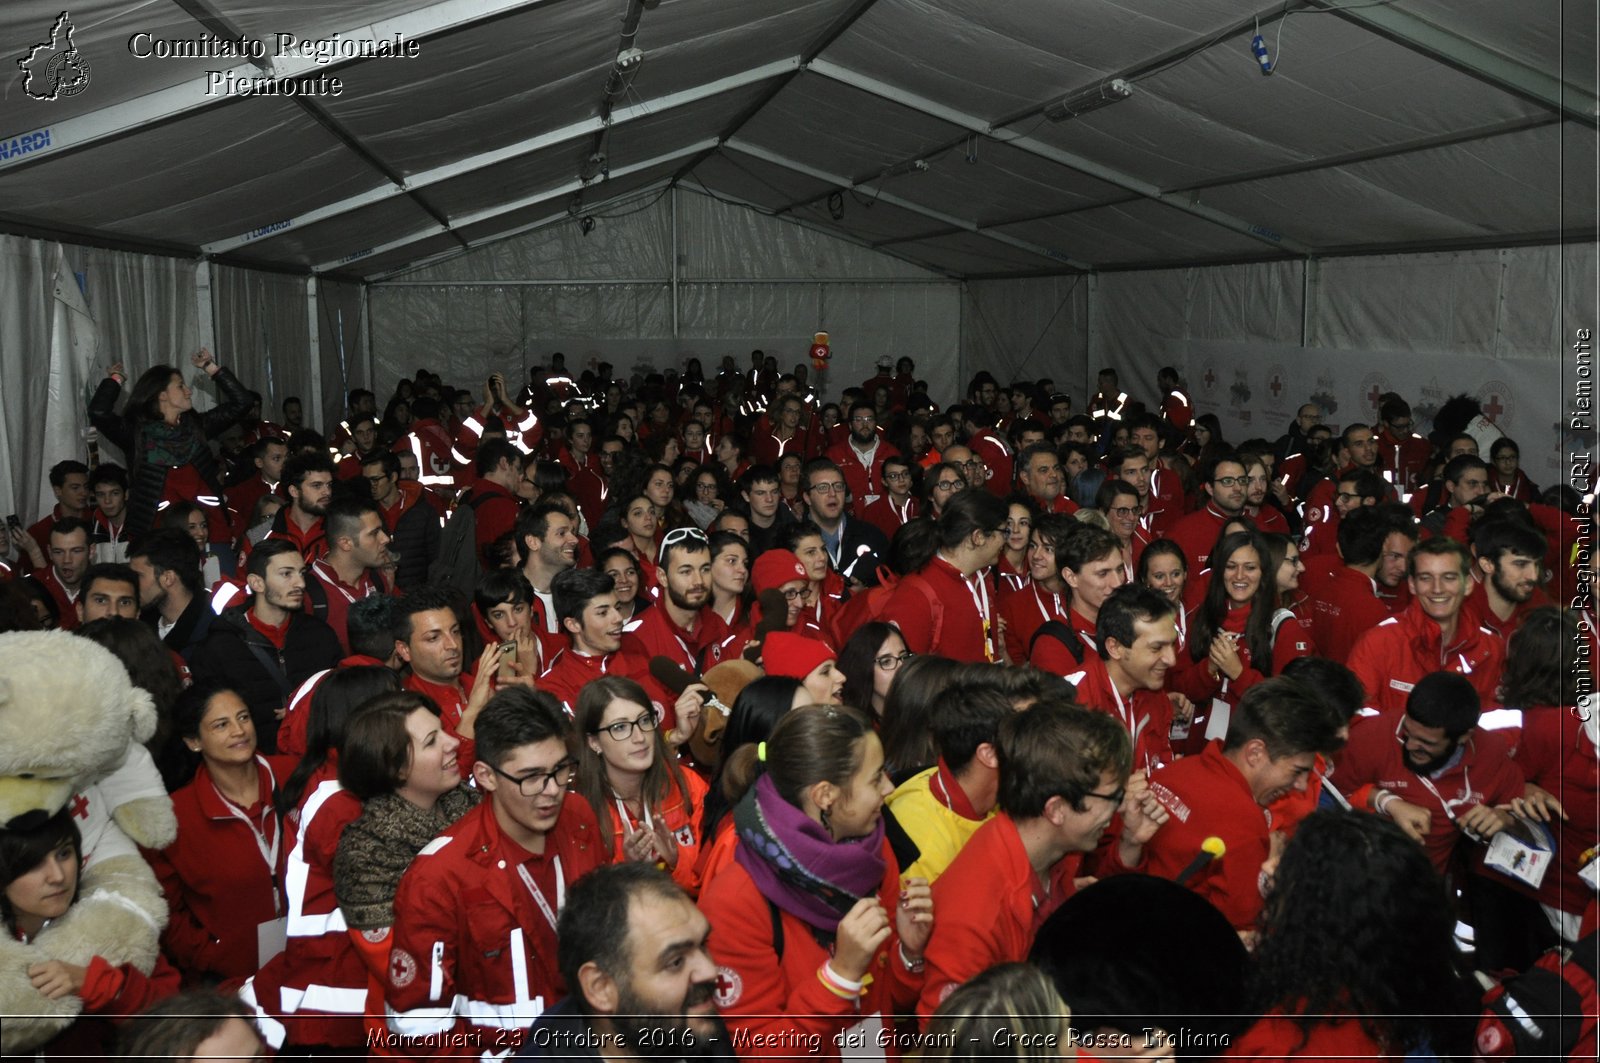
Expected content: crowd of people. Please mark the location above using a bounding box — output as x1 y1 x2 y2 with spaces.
0 346 1595 1061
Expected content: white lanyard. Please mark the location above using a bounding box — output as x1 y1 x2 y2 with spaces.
612 793 655 833
313 561 364 606
1031 583 1066 625
1106 677 1150 757
963 569 994 662
889 496 913 525
824 529 844 570
1414 764 1473 824
516 856 565 935
218 757 282 914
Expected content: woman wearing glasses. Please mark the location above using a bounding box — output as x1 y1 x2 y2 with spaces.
699 705 933 1060
836 621 912 720
573 677 709 895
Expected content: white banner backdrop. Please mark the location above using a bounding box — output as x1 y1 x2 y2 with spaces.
1180 340 1572 490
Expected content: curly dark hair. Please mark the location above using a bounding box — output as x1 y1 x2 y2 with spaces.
1248 810 1474 1056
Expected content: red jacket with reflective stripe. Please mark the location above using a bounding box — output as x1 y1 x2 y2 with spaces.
1345 601 1505 714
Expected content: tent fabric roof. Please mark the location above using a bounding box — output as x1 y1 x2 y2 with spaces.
1 0 1592 280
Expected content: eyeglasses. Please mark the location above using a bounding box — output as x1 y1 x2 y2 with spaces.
808 481 848 495
490 759 576 797
1079 786 1126 807
1108 506 1140 518
874 650 914 671
781 585 814 602
1212 476 1248 488
593 711 658 742
961 458 985 469
1335 491 1362 503
884 470 911 481
934 480 965 491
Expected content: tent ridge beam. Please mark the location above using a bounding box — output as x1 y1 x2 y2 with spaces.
724 139 1090 271
313 142 713 273
0 0 581 175
1310 0 1599 123
203 58 798 255
805 60 1311 255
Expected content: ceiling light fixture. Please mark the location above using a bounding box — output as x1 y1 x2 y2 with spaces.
1043 78 1133 122
878 158 930 180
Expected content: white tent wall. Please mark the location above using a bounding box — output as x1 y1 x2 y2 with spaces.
960 276 1089 397
369 189 962 399
315 278 369 432
211 266 313 423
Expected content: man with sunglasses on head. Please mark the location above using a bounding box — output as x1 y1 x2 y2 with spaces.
630 526 730 673
385 688 605 1057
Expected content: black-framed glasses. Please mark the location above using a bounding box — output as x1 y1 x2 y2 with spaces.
1212 476 1248 488
592 711 658 742
874 650 914 671
1080 786 1126 806
781 586 814 602
934 479 965 491
808 481 848 495
884 469 912 481
491 759 576 796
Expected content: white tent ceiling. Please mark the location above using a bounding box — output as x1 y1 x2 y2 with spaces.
0 0 1594 281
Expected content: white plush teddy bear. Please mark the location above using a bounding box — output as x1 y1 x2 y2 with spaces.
0 630 177 1053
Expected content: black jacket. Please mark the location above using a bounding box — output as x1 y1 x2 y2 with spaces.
830 514 891 587
144 592 216 662
189 604 341 753
88 367 254 541
390 493 442 591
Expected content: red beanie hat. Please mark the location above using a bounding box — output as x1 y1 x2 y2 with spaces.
763 631 835 680
752 549 808 594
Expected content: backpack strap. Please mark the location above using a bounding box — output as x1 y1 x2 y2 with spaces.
1030 619 1087 664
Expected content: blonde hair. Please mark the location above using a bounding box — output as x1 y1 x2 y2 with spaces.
925 963 1074 1059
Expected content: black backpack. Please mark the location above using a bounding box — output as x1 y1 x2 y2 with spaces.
429 490 492 594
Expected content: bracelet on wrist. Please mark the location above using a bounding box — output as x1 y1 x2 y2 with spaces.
1373 789 1396 816
897 942 925 973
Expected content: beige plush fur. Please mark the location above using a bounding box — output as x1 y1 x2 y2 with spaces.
0 631 177 1053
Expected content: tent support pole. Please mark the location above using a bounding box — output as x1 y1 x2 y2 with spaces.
671 187 680 338
361 284 374 395
306 276 324 428
195 260 217 363
1301 257 1318 348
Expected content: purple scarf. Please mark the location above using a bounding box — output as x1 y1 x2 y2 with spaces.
733 774 886 933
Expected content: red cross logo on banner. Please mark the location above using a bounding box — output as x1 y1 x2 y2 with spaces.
1204 369 1216 388
1270 376 1283 397
1367 385 1382 408
1483 394 1504 420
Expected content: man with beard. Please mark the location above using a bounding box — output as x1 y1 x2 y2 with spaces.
130 528 212 658
261 452 335 563
1142 678 1346 932
1300 468 1385 561
1168 453 1250 570
190 539 341 752
363 451 441 590
386 690 605 1058
1017 443 1077 516
1347 538 1504 713
1332 671 1524 874
631 528 729 676
517 864 732 1062
1069 585 1183 774
826 401 899 513
519 502 582 664
307 496 394 655
1462 517 1549 643
801 460 889 591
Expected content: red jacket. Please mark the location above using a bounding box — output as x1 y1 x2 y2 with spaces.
1168 503 1236 571
1345 601 1505 714
826 437 900 513
405 419 463 493
403 672 477 776
1376 428 1432 494
32 565 80 631
919 813 1080 1021
998 580 1071 665
305 559 388 656
965 429 1013 497
1070 652 1175 774
880 556 994 663
701 837 923 1058
1224 1012 1396 1060
536 640 652 717
591 769 709 896
1145 741 1273 931
142 754 297 983
859 494 919 540
1510 706 1600 915
384 798 605 1057
245 771 368 1047
1144 466 1188 534
227 475 279 536
461 480 521 572
1458 579 1550 646
555 448 607 529
1307 565 1399 666
278 654 390 758
628 602 730 674
1332 716 1524 873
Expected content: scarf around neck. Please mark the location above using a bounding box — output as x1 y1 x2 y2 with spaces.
733 773 886 933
